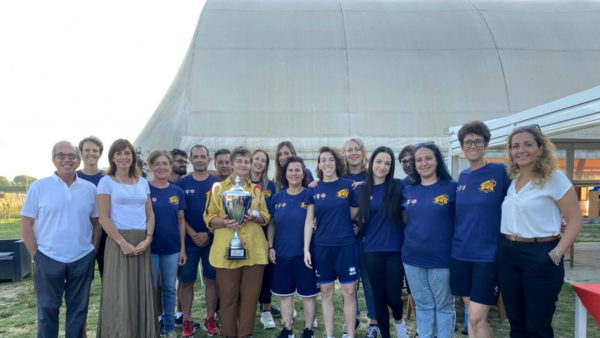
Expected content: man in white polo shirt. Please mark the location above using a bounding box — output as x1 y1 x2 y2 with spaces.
21 141 99 338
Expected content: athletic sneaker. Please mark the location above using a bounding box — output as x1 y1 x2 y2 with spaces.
159 317 165 335
302 328 315 338
365 324 379 338
343 320 361 335
394 320 409 338
271 306 282 318
176 314 200 328
166 331 177 338
203 317 219 336
261 311 276 329
182 319 195 338
277 327 295 338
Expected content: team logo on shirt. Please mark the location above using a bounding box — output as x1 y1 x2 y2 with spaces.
433 194 449 206
274 202 287 210
151 197 157 203
457 184 466 192
479 179 496 193
185 189 195 195
348 266 357 276
336 189 349 199
264 190 272 198
169 196 179 205
314 193 327 200
406 199 418 206
300 202 307 209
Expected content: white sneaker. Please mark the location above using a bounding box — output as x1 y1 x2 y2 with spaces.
313 318 318 328
394 320 409 338
261 311 276 329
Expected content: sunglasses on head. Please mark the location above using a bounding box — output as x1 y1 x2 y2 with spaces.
414 141 435 149
513 124 541 133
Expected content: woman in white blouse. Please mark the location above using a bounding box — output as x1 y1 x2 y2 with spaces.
497 125 582 338
96 139 158 337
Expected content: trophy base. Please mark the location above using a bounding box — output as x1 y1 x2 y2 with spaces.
227 247 247 260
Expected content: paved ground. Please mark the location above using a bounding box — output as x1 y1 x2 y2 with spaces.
565 242 600 284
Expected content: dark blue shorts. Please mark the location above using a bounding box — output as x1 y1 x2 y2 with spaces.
313 244 359 285
450 258 499 306
179 245 215 282
270 255 320 297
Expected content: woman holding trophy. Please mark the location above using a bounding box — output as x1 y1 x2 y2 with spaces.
204 146 271 338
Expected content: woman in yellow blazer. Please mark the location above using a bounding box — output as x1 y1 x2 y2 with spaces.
204 146 270 338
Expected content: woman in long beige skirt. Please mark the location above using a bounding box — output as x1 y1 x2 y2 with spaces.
96 139 159 338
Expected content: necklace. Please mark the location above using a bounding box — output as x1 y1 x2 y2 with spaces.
115 174 135 185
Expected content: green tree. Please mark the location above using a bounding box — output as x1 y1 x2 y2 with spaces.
0 176 9 187
12 175 37 186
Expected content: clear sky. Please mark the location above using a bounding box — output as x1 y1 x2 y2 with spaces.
0 0 206 180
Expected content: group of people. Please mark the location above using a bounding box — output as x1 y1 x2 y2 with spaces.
21 120 582 338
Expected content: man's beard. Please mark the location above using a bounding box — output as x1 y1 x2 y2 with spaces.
174 167 187 176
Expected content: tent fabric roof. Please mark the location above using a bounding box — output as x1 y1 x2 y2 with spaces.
136 0 600 154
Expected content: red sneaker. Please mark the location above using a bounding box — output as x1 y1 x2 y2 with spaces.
182 319 195 337
203 317 219 336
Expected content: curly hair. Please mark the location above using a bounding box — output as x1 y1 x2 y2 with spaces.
506 125 557 187
317 146 345 180
457 120 491 146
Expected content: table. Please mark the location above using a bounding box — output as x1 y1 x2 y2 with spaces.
571 283 600 337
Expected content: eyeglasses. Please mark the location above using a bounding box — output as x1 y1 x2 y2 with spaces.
54 152 79 160
400 158 411 165
463 139 485 148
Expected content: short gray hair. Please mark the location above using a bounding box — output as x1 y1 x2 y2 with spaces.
52 141 81 160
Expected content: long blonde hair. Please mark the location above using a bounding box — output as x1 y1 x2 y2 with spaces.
506 125 557 187
251 149 271 190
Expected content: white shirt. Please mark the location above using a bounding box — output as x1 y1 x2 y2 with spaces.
97 176 150 230
501 170 571 238
21 174 97 263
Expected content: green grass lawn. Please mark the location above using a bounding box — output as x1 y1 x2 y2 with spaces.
2 219 599 337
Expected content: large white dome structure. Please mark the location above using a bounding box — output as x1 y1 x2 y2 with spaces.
135 0 600 159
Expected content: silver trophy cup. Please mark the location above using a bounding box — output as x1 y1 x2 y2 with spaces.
222 176 252 260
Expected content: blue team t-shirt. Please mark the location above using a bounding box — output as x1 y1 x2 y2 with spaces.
402 176 414 187
77 170 104 186
358 179 405 253
452 162 510 262
402 179 457 269
271 188 310 257
150 183 186 254
175 174 220 247
345 172 367 183
345 172 366 241
305 178 358 246
252 179 276 210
